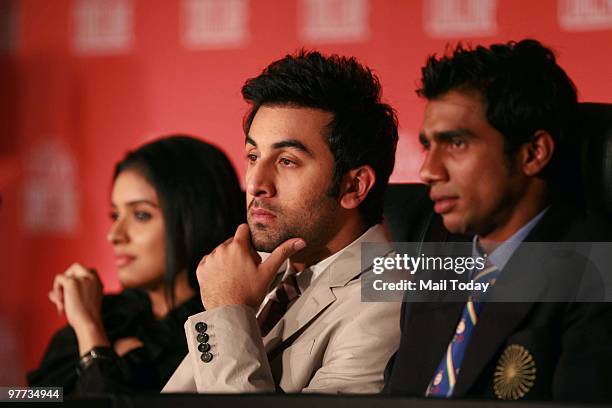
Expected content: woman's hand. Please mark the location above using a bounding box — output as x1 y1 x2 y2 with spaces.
114 337 144 356
49 263 110 354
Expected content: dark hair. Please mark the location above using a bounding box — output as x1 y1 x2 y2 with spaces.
241 50 399 226
418 39 578 173
113 135 244 305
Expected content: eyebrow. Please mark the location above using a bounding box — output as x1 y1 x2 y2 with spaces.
418 128 476 145
246 136 314 157
111 200 160 208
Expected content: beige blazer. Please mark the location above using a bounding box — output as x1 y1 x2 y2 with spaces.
162 225 401 393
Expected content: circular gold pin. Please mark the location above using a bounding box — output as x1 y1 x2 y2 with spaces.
493 344 536 400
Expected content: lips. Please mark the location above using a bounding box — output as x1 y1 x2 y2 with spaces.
430 194 459 214
249 208 276 223
114 254 136 268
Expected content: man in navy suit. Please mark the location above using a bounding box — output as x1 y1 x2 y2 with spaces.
384 39 612 402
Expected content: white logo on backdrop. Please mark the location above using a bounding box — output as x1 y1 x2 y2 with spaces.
182 0 249 49
300 0 370 43
72 0 133 55
0 1 18 54
559 0 612 30
23 140 79 234
424 0 497 38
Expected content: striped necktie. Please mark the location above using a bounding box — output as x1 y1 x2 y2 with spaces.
257 272 301 337
425 260 500 398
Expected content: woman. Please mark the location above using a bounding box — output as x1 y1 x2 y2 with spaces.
28 135 244 394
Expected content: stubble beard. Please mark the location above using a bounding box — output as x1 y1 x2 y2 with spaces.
248 195 339 254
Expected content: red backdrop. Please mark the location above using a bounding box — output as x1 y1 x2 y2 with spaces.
0 0 611 384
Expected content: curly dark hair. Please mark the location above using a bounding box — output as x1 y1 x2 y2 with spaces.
241 50 399 226
418 39 578 169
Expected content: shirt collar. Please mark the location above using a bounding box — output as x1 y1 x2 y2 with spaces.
472 206 549 271
274 224 384 291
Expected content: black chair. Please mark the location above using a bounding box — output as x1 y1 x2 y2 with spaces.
572 103 612 217
383 102 612 242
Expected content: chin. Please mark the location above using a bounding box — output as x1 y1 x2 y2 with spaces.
441 213 468 235
252 235 280 253
117 268 142 289
117 274 136 289
249 224 280 252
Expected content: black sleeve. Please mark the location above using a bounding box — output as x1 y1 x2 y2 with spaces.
75 347 161 395
27 326 135 395
73 350 128 395
27 326 80 395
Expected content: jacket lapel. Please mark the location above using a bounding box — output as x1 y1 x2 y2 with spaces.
452 204 575 396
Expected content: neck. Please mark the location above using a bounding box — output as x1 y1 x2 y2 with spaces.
146 272 195 320
290 214 368 273
479 182 549 252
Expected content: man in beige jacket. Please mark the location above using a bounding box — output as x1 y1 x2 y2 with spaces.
163 50 401 394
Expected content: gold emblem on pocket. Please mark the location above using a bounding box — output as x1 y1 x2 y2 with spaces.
493 344 536 400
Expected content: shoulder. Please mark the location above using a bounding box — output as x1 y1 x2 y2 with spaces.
533 204 612 241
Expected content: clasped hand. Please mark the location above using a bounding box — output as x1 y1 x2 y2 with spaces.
49 263 104 329
197 224 306 311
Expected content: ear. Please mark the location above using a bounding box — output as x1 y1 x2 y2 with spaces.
339 165 376 210
519 130 555 177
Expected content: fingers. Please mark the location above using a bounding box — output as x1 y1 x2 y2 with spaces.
52 274 79 315
233 223 250 243
48 290 63 315
51 262 98 315
114 337 144 357
66 263 96 280
65 263 103 290
262 238 306 279
51 275 65 315
250 247 263 265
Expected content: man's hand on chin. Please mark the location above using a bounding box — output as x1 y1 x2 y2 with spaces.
196 223 306 311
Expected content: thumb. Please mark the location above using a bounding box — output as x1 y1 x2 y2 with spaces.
260 238 306 277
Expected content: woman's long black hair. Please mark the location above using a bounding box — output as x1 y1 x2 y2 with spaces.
113 135 244 305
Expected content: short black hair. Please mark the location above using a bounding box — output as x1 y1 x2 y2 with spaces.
242 50 399 226
114 135 244 305
418 39 578 172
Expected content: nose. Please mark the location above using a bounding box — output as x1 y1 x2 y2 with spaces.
107 216 129 245
246 160 276 198
419 147 448 185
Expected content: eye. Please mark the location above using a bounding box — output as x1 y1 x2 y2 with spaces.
278 157 296 167
419 136 430 151
134 211 152 222
109 211 119 221
450 137 466 149
246 153 258 164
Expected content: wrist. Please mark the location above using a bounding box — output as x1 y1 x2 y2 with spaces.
74 321 110 355
202 293 248 311
77 346 118 375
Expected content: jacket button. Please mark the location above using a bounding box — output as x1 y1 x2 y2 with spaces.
195 322 207 333
198 343 211 353
201 352 213 363
197 333 209 343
